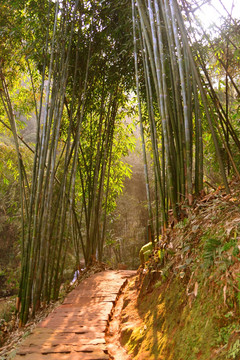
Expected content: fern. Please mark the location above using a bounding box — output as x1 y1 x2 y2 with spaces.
203 237 221 266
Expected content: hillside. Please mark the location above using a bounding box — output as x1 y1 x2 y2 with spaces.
119 180 240 360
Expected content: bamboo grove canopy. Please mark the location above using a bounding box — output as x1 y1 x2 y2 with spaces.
0 0 240 324
133 0 240 231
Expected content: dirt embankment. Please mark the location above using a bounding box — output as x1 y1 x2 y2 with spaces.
117 183 240 360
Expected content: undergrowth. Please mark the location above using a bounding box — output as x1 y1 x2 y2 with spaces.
121 184 240 360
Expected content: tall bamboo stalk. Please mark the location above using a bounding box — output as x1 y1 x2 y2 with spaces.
132 0 154 235
171 0 230 193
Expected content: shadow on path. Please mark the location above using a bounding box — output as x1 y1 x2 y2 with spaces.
14 270 136 360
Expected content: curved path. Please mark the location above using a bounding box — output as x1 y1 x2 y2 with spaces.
14 270 135 360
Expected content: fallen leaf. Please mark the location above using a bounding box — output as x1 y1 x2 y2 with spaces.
193 282 198 297
223 285 227 305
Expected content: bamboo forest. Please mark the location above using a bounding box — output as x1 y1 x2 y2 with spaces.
0 0 240 359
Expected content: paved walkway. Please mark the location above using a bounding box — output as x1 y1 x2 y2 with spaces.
14 270 135 360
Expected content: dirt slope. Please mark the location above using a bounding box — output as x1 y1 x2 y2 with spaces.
119 183 240 360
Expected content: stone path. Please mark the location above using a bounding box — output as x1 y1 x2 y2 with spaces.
14 270 136 360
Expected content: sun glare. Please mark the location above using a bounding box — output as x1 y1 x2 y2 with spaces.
194 0 240 29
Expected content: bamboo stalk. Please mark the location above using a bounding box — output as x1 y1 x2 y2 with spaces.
132 0 154 235
173 0 230 193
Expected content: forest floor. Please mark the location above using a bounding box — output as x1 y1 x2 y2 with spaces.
118 179 240 360
0 270 135 360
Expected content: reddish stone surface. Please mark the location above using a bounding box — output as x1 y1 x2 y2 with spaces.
14 270 135 360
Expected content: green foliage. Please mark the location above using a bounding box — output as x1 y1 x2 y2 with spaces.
0 0 139 324
0 298 16 322
232 246 239 257
203 237 222 266
237 275 240 309
216 323 239 346
175 217 189 229
1 0 239 327
216 321 240 360
227 339 240 359
223 238 238 252
0 144 20 210
199 228 240 269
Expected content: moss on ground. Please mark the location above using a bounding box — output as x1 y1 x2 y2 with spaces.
122 270 239 360
120 187 240 360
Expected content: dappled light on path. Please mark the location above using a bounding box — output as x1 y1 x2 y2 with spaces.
14 270 136 360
